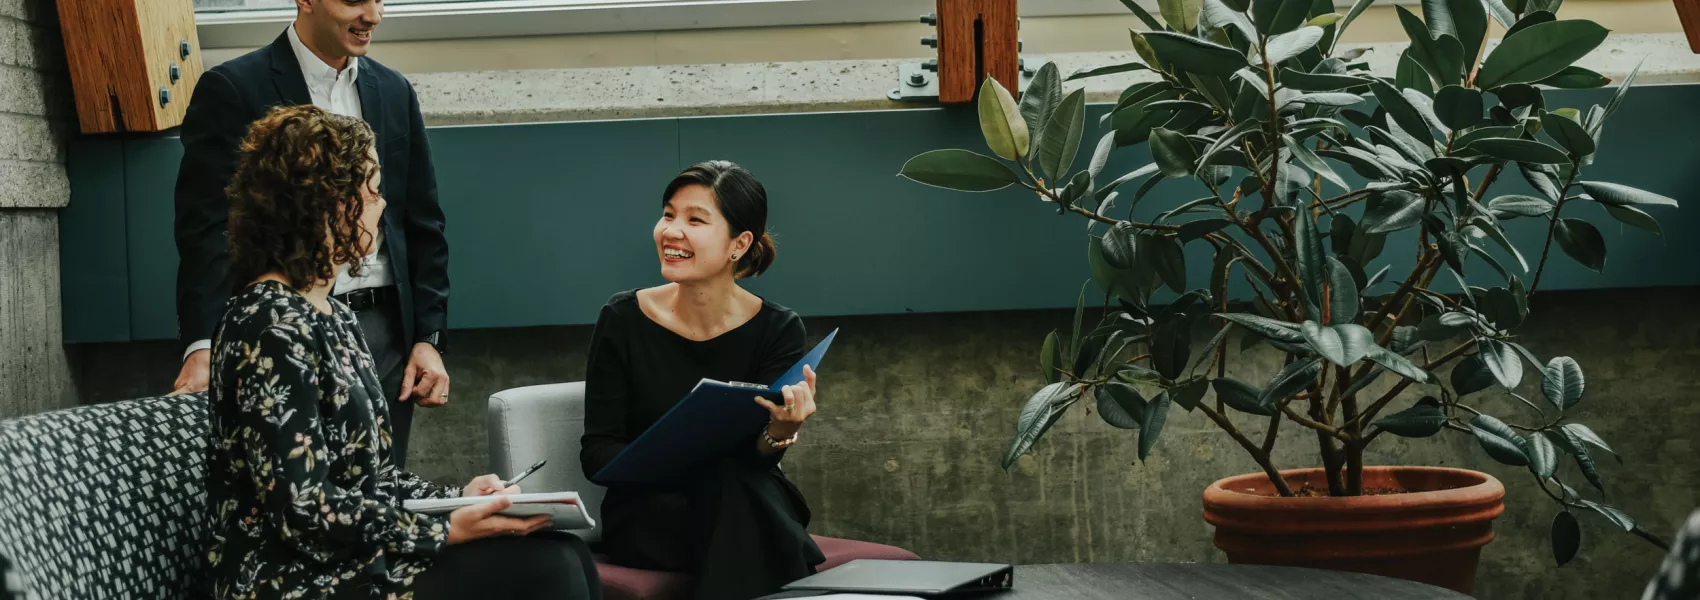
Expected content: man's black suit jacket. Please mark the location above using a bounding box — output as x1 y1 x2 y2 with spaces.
174 31 449 353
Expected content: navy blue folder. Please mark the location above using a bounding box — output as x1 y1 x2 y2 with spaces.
592 329 839 485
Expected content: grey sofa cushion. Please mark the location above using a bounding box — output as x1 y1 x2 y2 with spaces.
486 382 606 543
0 394 211 599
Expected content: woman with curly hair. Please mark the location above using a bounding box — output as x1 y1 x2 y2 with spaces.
203 105 600 600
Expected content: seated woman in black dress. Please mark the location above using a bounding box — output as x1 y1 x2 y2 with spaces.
581 160 826 600
203 105 600 600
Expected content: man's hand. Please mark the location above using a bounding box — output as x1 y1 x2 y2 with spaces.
401 342 449 407
170 349 211 396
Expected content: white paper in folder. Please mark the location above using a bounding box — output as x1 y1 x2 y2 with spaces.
404 492 596 530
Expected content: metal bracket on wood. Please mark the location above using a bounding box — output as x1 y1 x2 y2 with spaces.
888 57 1048 103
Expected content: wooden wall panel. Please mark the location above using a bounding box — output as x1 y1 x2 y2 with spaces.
55 0 203 133
1677 0 1700 53
936 0 1020 104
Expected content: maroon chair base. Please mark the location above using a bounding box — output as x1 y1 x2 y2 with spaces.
595 535 920 600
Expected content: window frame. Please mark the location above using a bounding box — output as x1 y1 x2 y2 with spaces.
194 0 1385 49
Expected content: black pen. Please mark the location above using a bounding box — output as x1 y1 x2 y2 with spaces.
501 459 546 489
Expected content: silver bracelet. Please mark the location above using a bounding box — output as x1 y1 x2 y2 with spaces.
762 424 799 449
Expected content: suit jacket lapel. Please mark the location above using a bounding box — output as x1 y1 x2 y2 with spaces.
357 70 385 189
268 32 312 107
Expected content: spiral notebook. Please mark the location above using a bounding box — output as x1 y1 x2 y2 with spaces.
592 329 838 485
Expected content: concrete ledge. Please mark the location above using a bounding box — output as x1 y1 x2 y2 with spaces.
412 33 1700 127
0 113 65 163
0 158 67 208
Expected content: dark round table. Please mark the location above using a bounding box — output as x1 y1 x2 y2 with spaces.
764 563 1473 599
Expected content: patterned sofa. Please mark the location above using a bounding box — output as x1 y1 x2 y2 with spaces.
0 395 211 599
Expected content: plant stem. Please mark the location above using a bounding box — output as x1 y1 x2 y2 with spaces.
1284 402 1351 443
1351 339 1479 430
1197 402 1295 497
1262 412 1282 454
1368 253 1438 332
1325 188 1375 211
1065 204 1181 231
1529 193 1575 296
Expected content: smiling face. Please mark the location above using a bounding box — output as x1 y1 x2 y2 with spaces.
297 0 382 63
654 184 752 283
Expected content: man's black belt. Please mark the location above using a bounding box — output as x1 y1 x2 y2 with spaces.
334 286 393 312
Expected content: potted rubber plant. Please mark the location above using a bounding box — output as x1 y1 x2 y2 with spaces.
897 0 1676 593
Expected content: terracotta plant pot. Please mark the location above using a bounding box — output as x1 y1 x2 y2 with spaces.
1202 466 1505 595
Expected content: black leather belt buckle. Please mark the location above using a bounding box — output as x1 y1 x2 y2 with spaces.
335 287 387 312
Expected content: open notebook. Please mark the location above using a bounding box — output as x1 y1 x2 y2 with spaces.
403 492 595 530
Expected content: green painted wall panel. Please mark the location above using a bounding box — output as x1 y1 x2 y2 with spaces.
59 138 130 344
432 119 681 329
59 85 1700 343
123 138 186 342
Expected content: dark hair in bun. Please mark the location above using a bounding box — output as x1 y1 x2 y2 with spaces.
662 160 776 278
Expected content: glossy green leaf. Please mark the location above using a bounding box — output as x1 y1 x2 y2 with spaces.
1266 26 1325 65
1470 414 1530 466
1488 194 1554 218
1150 127 1200 178
1138 391 1173 461
1374 396 1447 438
1040 89 1089 181
1287 92 1366 107
1369 344 1430 382
1479 338 1524 389
1505 10 1555 39
1068 61 1152 82
1203 0 1259 43
1100 223 1138 269
1477 20 1610 90
1362 189 1425 234
1214 377 1276 416
1452 354 1498 395
1371 80 1435 142
1433 85 1485 130
899 149 1023 192
1555 218 1607 272
1582 500 1636 532
1541 111 1595 158
1160 0 1206 34
1021 63 1063 159
1142 233 1188 293
1218 313 1306 343
1295 206 1327 318
1144 31 1247 76
1280 68 1372 91
1568 431 1607 491
1470 217 1530 272
1589 56 1644 143
1004 382 1081 469
1396 7 1463 87
1152 317 1192 381
1118 0 1168 30
1096 381 1148 429
1255 0 1314 35
979 78 1029 161
1603 204 1662 237
1529 430 1558 477
1551 511 1581 566
1284 135 1348 191
1466 138 1570 164
1261 358 1323 406
1041 330 1063 383
1538 66 1610 89
1446 0 1489 68
1580 181 1680 208
1325 257 1360 325
1541 356 1585 410
1563 423 1618 459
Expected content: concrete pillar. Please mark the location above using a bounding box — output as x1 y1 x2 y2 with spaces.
0 0 74 419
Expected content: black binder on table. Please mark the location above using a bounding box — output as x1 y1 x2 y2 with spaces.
781 559 1014 597
592 329 839 485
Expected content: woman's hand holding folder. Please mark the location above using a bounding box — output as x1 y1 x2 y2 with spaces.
754 365 818 453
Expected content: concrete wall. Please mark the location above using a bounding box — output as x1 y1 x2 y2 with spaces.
199 0 1689 74
69 285 1700 597
0 0 72 419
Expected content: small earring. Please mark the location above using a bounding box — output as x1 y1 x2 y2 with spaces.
731 254 739 261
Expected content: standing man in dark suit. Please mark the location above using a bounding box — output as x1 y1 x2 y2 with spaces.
170 0 450 468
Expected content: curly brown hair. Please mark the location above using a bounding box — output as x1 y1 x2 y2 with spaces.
227 105 378 292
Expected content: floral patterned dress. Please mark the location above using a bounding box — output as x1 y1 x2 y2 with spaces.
204 281 459 600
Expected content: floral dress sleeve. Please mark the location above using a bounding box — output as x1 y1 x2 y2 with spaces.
394 470 460 501
233 323 448 562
